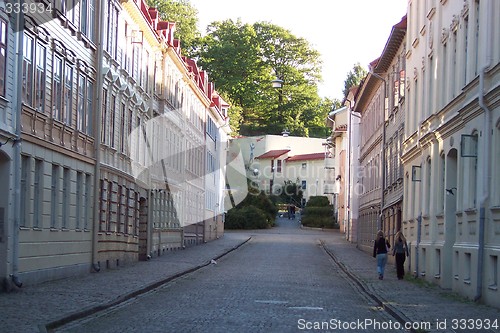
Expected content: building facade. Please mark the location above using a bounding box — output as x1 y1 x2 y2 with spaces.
402 0 500 307
378 16 407 261
0 0 230 289
353 63 385 254
0 2 22 289
231 135 331 207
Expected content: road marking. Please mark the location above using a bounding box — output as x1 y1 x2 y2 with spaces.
254 300 289 304
288 306 324 310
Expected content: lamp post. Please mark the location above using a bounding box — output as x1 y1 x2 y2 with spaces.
272 76 285 134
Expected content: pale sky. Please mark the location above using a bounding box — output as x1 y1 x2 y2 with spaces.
189 0 408 100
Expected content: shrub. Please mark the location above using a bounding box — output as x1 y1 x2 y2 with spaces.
306 196 330 207
237 191 277 222
301 214 338 229
225 205 271 229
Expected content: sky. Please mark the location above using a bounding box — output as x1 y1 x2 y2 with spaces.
189 0 408 100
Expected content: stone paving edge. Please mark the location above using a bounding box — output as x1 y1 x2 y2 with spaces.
320 240 420 333
41 237 252 333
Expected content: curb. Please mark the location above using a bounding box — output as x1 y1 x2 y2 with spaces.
42 237 252 332
320 240 419 333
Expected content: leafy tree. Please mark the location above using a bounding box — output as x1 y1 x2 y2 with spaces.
147 0 199 55
342 63 367 101
194 19 325 137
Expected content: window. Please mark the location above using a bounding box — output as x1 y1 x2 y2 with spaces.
277 160 282 173
77 73 94 135
101 88 108 143
52 55 63 120
84 174 91 230
22 34 34 106
302 163 307 169
301 180 307 189
144 50 149 92
34 159 43 228
80 0 96 42
35 43 46 111
51 164 59 228
77 74 85 131
0 19 7 97
20 156 30 227
86 80 93 135
76 171 82 229
120 102 126 153
64 63 73 125
105 0 119 59
62 167 70 228
110 95 116 148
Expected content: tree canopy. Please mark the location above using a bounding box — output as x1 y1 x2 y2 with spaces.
342 62 367 101
192 19 333 137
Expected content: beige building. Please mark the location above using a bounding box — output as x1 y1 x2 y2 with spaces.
325 107 347 233
230 135 332 206
402 0 500 306
378 16 407 261
1 0 230 288
353 60 385 254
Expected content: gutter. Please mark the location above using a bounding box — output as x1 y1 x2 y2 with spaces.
91 0 106 272
475 0 493 302
10 1 25 288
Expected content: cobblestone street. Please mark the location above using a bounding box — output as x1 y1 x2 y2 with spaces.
1 217 499 333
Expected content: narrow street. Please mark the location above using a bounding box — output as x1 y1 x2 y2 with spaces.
56 219 399 333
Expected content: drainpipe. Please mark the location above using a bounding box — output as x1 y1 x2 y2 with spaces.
10 2 25 288
91 0 106 272
475 0 493 302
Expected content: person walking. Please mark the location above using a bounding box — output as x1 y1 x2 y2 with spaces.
392 230 409 280
373 230 390 280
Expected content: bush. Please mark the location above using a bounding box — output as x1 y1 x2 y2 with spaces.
306 196 330 207
302 206 333 217
237 191 277 222
301 215 338 229
301 203 338 229
225 205 271 229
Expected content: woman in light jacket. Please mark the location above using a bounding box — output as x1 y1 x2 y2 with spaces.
392 230 409 280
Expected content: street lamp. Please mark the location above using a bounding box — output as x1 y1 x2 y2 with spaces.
272 76 286 134
271 77 284 88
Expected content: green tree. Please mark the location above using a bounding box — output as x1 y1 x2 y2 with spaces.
342 63 367 101
147 0 199 55
194 20 325 136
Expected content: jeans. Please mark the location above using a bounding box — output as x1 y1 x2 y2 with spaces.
376 253 388 277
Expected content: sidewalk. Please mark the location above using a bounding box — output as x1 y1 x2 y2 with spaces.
0 232 251 333
321 232 500 333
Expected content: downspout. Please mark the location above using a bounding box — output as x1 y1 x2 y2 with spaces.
10 1 25 288
91 0 106 272
415 122 424 278
475 0 493 302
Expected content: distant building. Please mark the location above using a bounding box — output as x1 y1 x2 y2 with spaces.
230 135 331 207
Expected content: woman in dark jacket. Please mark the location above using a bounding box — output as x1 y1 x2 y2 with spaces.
373 230 390 280
392 230 409 280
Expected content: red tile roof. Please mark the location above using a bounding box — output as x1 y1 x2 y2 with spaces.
286 153 325 162
256 149 290 159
